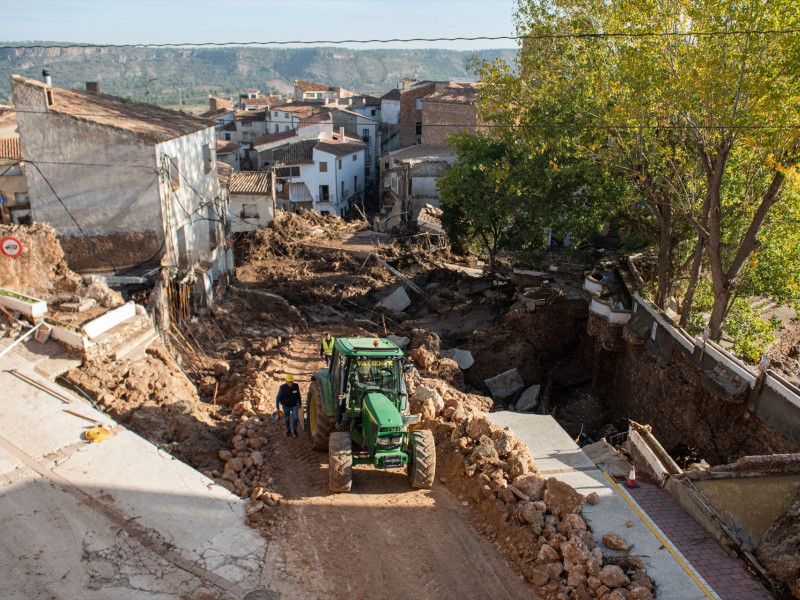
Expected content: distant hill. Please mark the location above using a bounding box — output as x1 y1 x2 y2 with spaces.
0 44 518 106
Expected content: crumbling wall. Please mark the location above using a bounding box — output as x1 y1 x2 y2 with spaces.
59 231 162 273
0 222 80 300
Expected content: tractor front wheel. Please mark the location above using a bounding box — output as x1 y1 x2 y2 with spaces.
306 380 331 451
407 430 435 489
329 432 353 493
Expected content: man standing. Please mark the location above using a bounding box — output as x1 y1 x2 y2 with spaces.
276 374 301 437
320 332 335 368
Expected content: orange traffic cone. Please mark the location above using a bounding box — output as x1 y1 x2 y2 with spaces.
625 465 639 488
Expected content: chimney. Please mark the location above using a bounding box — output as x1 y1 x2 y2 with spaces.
42 69 51 85
362 98 366 105
348 98 353 106
86 81 100 93
324 98 329 105
339 126 345 141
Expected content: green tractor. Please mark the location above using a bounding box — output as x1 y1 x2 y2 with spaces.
305 337 436 493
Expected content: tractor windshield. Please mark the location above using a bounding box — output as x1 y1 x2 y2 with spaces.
349 358 399 392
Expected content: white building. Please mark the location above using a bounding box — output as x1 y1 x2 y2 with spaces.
229 171 275 233
11 74 232 306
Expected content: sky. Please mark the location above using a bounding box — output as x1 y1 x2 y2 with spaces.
4 0 519 50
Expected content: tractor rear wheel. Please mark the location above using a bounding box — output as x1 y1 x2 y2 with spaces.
329 432 353 493
306 380 331 451
407 429 435 489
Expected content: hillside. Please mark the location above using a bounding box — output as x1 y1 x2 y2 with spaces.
0 44 518 105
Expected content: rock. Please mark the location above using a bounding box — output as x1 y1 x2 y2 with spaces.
538 544 560 563
531 565 550 586
465 414 493 441
225 457 244 473
376 287 411 312
561 539 590 564
408 346 436 369
497 487 516 504
211 360 230 376
756 494 800 599
441 348 475 369
484 368 525 399
218 449 232 461
586 492 600 505
563 514 587 531
387 335 410 349
508 452 531 477
602 532 629 552
515 384 541 412
630 572 653 591
544 478 585 518
250 451 264 467
626 520 633 527
628 585 654 600
469 435 500 464
567 565 587 587
514 474 547 501
609 590 630 600
491 429 516 456
518 503 545 527
599 565 629 589
412 385 444 413
629 556 644 570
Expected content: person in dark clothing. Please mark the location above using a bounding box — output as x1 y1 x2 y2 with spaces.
276 374 301 437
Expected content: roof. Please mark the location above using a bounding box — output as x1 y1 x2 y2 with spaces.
0 107 16 127
381 89 402 101
252 129 298 148
216 139 240 154
273 139 318 165
386 144 456 164
11 75 212 144
316 141 365 157
200 107 234 119
0 138 22 159
235 110 267 123
422 85 480 104
242 96 269 108
294 80 330 92
230 170 272 195
217 161 232 188
348 95 381 107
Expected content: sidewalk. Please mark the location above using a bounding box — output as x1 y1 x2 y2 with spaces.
488 412 773 600
0 332 267 599
626 475 773 600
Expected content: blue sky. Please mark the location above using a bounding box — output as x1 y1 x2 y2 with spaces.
4 0 519 50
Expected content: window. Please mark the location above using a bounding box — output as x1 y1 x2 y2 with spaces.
274 111 278 117
203 143 213 174
338 159 342 170
14 192 28 204
224 133 231 141
167 157 181 190
341 181 345 198
176 226 190 271
284 112 289 118
285 125 289 131
365 165 370 177
352 154 357 161
415 98 422 110
319 161 328 172
242 203 259 218
275 124 279 133
319 185 329 201
415 122 422 135
371 109 376 116
46 89 54 106
275 166 300 177
208 203 220 249
362 128 370 142
354 175 358 191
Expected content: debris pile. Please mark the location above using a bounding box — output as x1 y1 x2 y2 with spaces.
409 375 654 600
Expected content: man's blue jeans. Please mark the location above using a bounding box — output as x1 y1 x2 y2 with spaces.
284 405 299 434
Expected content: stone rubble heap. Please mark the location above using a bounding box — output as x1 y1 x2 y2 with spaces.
408 376 655 600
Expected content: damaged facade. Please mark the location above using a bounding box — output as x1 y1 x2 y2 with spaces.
10 73 232 307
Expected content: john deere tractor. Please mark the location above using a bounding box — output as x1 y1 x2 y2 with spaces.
305 337 435 493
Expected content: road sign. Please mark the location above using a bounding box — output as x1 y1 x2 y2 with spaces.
0 236 23 258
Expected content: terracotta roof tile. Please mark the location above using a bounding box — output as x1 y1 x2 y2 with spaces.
216 139 240 154
11 75 211 144
230 170 272 195
273 139 317 165
0 138 22 159
294 80 330 92
316 141 365 157
217 161 232 188
252 129 298 147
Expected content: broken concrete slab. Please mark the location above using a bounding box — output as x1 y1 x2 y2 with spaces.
484 368 525 399
515 384 541 412
60 298 97 313
376 287 411 313
441 348 474 370
387 335 410 349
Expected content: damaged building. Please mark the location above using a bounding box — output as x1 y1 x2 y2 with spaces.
10 72 233 308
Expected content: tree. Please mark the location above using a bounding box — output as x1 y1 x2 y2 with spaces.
475 0 800 342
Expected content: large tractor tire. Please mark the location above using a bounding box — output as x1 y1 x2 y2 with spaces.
306 380 332 451
329 432 353 493
407 429 436 489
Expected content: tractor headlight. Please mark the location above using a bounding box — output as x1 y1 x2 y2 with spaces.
377 434 404 449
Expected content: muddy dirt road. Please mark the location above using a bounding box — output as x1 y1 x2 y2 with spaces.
255 332 536 600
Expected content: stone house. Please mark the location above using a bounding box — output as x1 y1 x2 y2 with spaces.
229 171 275 233
420 85 484 145
11 74 232 306
293 80 355 103
0 138 30 225
329 107 379 199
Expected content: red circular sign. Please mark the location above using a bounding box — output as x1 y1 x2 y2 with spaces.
1 236 23 258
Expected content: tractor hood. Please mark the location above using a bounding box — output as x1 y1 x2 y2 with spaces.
363 392 402 429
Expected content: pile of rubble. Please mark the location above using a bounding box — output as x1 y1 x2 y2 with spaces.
407 375 655 600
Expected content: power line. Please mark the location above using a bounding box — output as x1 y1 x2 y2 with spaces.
1 28 799 50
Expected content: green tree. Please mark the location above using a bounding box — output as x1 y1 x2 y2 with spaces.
476 0 800 342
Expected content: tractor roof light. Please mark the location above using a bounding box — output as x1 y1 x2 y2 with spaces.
373 339 379 347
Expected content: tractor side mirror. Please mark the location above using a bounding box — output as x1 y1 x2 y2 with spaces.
402 361 415 374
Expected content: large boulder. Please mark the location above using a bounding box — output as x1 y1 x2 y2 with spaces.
376 287 411 312
513 474 547 501
469 435 500 465
484 368 525 400
515 384 541 412
465 413 493 441
441 348 475 370
757 493 800 598
543 477 585 518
